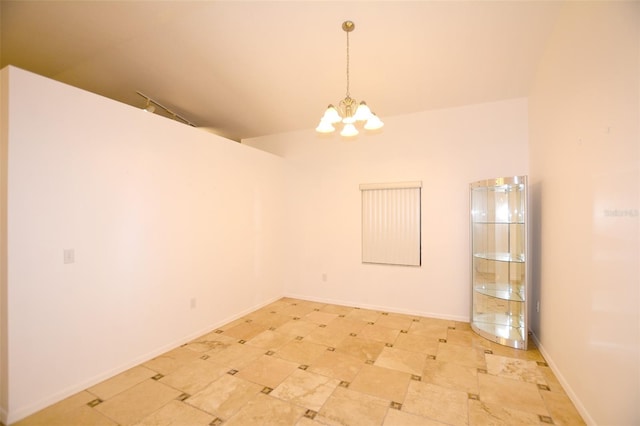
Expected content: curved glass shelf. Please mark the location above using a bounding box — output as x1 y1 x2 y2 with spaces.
471 220 525 225
473 252 525 263
471 320 527 350
470 175 528 350
474 283 525 302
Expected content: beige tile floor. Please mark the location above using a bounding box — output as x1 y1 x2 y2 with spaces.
11 298 585 426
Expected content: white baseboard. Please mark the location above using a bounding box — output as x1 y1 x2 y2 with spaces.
283 292 469 323
5 295 282 425
529 332 595 426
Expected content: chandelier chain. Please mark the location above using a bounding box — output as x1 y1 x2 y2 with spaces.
345 29 350 97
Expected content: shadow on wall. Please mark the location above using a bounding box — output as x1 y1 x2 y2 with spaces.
529 180 542 338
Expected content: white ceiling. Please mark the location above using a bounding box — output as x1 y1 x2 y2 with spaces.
1 1 563 141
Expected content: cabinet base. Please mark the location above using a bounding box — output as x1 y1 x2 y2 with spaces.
471 321 527 350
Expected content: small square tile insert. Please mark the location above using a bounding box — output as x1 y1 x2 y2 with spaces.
14 297 584 426
87 398 103 408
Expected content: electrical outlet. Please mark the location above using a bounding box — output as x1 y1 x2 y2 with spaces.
190 298 197 309
63 249 75 264
536 301 540 313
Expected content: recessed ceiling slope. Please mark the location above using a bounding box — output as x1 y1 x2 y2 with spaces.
0 1 562 141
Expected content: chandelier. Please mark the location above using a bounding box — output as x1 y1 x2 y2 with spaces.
316 20 384 137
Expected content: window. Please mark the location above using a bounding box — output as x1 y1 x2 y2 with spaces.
360 181 422 266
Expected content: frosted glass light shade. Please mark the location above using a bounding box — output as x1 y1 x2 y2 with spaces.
353 101 372 121
364 114 384 130
316 120 336 133
322 105 342 124
340 123 359 137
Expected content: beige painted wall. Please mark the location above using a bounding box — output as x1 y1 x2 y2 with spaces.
0 60 9 424
244 97 530 321
529 2 639 424
0 66 286 423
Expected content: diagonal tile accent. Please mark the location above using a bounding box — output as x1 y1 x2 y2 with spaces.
14 297 583 426
270 369 340 411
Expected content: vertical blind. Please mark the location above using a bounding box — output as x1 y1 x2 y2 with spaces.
360 181 422 266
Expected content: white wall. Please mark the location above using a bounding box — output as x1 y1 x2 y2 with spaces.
529 2 639 425
0 63 9 423
0 66 286 424
244 98 529 320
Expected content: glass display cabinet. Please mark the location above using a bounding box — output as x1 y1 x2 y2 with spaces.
470 176 528 349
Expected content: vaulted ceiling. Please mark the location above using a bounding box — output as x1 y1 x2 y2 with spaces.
1 1 563 141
